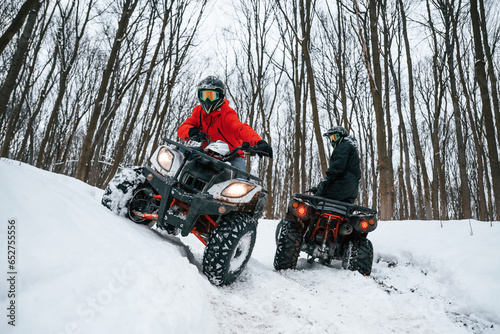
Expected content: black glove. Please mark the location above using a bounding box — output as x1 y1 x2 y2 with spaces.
315 180 327 196
306 187 318 194
242 141 250 149
256 140 273 158
188 127 207 142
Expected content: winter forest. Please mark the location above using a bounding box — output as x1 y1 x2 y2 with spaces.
1 0 499 222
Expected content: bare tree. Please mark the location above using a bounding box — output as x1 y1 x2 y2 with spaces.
273 0 306 196
231 0 282 218
75 0 139 182
0 1 40 157
35 0 93 168
353 0 394 220
0 0 39 55
275 0 328 176
470 0 500 219
478 0 500 147
451 12 488 220
439 0 472 218
386 0 416 219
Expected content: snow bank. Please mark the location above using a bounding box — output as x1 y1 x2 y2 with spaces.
1 158 499 334
0 160 216 334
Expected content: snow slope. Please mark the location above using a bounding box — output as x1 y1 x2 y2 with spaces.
0 158 499 334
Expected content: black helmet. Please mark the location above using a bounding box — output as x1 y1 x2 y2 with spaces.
197 76 225 114
323 126 348 147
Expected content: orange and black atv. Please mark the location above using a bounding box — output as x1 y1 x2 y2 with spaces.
102 137 269 286
274 193 377 276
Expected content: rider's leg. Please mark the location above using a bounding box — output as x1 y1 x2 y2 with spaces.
229 156 246 178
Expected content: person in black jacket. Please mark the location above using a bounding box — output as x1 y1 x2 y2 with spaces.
314 126 361 204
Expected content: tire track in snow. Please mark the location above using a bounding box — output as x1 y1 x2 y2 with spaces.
372 256 499 333
134 220 498 333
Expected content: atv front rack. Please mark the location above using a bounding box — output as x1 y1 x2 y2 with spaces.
293 193 377 217
162 137 261 182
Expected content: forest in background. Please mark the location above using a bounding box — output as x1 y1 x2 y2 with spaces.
1 0 499 221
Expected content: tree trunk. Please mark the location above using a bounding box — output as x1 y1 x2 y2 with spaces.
470 0 500 219
451 3 487 221
425 0 448 220
299 0 328 175
478 0 500 148
357 0 393 220
444 0 471 219
381 0 395 213
402 0 431 219
293 51 303 194
0 0 38 55
104 10 162 186
0 3 40 158
387 47 416 218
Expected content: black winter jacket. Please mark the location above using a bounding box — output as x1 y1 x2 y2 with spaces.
320 136 361 203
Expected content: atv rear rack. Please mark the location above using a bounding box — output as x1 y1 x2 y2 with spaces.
293 193 377 217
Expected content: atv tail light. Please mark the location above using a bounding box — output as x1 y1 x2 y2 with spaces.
360 220 369 230
368 218 376 225
297 205 307 217
292 201 299 209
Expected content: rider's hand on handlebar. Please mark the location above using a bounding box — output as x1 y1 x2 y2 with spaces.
256 140 273 158
188 127 208 142
306 187 318 194
315 180 327 196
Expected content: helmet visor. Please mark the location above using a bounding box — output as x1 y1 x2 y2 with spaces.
329 133 341 142
200 90 219 101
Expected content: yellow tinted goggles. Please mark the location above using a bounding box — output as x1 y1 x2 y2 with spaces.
330 133 341 141
200 90 219 101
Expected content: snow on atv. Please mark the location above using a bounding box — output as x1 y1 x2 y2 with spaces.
274 193 377 276
102 136 269 285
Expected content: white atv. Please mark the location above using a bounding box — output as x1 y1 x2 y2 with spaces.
102 137 269 285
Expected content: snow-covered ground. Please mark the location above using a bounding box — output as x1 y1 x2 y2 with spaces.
0 158 499 334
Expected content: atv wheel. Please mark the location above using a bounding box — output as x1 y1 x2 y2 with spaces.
342 238 373 276
101 168 152 224
126 185 158 224
275 219 284 244
203 213 257 286
273 219 303 270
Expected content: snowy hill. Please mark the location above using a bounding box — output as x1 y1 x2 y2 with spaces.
0 158 499 334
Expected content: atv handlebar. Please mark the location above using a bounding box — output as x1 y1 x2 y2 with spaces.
224 145 270 161
162 137 262 182
185 133 211 144
184 135 270 161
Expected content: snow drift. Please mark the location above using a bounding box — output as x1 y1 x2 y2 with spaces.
0 158 499 334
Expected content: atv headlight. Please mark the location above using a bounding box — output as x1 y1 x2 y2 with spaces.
221 182 255 198
157 147 174 171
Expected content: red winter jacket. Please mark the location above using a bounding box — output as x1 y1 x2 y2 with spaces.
177 99 262 151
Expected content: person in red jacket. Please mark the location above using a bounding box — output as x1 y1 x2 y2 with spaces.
177 76 273 172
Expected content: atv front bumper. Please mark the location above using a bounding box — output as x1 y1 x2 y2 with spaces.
141 166 237 236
